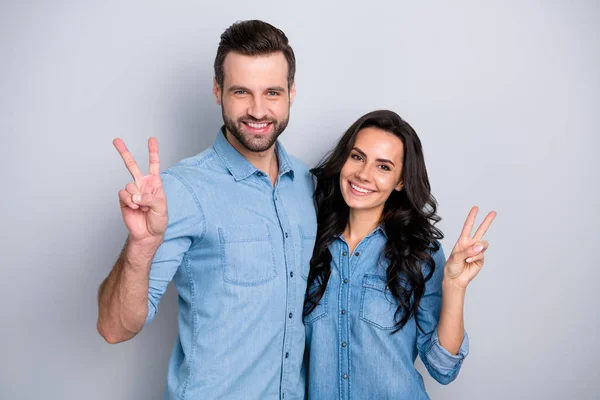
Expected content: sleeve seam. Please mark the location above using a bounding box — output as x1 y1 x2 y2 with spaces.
163 170 207 246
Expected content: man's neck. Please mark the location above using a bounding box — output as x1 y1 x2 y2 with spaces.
224 129 279 184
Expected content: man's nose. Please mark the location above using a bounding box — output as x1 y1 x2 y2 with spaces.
248 97 267 120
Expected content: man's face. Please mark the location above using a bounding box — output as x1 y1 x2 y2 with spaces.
214 52 296 153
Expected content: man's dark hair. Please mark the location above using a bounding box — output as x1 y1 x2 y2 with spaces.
214 20 296 89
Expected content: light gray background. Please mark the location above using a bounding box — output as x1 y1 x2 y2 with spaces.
1 1 598 399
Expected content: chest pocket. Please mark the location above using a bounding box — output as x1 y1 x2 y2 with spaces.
298 224 316 280
218 223 277 286
360 274 400 330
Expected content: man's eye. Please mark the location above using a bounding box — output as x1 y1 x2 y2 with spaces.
234 90 246 95
267 91 280 96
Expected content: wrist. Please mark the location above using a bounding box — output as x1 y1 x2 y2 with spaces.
124 237 162 269
442 278 467 296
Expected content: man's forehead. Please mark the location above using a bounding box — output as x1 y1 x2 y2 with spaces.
223 52 288 87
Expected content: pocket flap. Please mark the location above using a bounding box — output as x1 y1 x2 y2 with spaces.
362 274 388 292
219 223 271 243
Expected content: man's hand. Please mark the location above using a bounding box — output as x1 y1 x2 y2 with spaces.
113 137 168 244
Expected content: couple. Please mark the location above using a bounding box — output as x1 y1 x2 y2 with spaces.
97 20 496 400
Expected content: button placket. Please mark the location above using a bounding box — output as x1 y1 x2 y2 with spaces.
339 243 351 395
272 187 295 396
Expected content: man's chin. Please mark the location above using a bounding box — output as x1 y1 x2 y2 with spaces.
242 137 277 152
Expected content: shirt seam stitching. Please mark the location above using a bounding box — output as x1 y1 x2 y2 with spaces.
163 170 207 245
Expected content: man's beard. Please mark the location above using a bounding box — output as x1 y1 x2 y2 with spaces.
222 108 289 153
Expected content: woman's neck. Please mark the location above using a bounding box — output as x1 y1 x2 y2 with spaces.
343 207 383 254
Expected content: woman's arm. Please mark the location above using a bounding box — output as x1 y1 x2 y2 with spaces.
437 206 496 354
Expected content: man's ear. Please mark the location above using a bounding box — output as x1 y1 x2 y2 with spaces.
213 77 222 105
289 81 296 105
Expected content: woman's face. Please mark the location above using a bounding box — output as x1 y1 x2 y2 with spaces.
339 127 405 214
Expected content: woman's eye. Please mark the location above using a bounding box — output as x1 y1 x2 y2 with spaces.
379 165 391 171
351 154 362 161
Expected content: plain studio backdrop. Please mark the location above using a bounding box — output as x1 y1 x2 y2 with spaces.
1 1 598 399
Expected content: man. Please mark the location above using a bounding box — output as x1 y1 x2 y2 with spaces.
97 20 316 400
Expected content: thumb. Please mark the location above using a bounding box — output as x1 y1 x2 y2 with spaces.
451 241 488 263
132 193 167 215
464 241 488 259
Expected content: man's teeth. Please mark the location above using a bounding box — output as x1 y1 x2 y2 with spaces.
351 183 373 194
247 122 269 128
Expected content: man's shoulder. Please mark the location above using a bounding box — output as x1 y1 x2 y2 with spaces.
162 147 220 180
287 154 312 178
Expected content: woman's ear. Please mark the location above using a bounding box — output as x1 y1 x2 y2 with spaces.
394 181 404 192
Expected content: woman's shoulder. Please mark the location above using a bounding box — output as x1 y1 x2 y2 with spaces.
429 241 446 263
420 241 446 277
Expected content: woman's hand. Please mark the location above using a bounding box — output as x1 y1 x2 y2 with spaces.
444 206 496 289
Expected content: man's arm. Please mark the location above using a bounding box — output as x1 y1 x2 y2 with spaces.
97 238 161 343
97 137 167 344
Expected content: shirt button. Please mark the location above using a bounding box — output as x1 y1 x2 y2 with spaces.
289 312 293 319
355 252 360 257
342 342 347 347
343 278 348 284
342 251 348 256
341 309 346 315
274 196 278 201
343 374 348 379
290 271 294 278
285 232 288 238
285 352 289 358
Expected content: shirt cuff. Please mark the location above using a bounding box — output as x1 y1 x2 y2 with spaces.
425 329 469 376
144 298 157 326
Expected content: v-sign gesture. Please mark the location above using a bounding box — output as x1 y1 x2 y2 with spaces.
444 206 496 289
114 137 168 244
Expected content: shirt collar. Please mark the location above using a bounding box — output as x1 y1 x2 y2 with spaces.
374 224 388 239
335 223 388 242
212 127 295 181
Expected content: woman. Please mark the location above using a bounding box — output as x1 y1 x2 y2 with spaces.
304 110 496 399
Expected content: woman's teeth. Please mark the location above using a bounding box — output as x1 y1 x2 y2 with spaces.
351 183 373 194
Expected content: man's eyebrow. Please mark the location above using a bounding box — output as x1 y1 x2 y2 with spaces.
228 85 250 92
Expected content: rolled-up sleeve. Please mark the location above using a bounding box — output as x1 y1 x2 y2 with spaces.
144 171 205 325
416 245 469 384
422 328 469 384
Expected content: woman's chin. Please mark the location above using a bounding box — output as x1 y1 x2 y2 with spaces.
345 199 375 212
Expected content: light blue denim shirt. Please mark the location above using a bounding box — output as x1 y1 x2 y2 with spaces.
145 129 317 400
305 227 469 399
